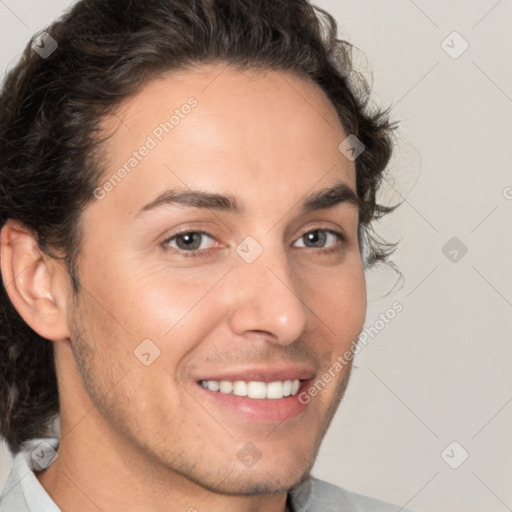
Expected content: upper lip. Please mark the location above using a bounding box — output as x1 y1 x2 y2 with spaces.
195 365 316 383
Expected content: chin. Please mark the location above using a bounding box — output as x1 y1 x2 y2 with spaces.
203 469 312 496
184 450 316 497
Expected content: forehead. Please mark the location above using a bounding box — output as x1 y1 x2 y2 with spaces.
93 64 355 220
108 64 344 133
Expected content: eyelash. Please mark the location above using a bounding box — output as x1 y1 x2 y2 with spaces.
161 228 346 258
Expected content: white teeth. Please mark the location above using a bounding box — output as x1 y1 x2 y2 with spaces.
266 381 283 399
200 379 302 399
282 380 292 397
233 381 248 397
207 380 220 392
219 380 233 394
248 381 267 399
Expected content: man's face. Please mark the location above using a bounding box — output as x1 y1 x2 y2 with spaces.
63 64 366 494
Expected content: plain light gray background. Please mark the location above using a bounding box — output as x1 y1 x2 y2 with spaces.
1 1 511 511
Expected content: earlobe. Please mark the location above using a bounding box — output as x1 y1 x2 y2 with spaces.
0 220 70 342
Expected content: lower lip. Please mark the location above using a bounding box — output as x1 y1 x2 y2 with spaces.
195 381 312 423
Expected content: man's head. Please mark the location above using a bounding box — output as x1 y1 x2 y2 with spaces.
0 0 395 499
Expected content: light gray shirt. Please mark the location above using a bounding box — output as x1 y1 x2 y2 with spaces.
0 437 415 511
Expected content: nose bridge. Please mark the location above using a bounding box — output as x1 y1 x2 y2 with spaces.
227 237 308 344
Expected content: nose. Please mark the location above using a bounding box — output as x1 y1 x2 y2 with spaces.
227 248 308 346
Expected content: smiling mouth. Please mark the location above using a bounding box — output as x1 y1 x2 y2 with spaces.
199 379 302 400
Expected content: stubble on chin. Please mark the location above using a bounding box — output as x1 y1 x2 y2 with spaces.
197 361 355 497
64 300 356 498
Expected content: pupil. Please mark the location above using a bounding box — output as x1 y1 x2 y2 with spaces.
306 231 325 247
179 233 201 250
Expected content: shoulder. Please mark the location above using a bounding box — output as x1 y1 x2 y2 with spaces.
0 437 60 512
289 476 416 512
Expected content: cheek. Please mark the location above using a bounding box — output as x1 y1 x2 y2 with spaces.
304 261 366 345
122 263 231 341
79 254 232 376
83 237 223 328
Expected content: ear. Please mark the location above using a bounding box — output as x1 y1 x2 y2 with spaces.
0 220 71 341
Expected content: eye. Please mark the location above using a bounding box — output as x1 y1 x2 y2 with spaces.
163 231 216 252
293 229 344 249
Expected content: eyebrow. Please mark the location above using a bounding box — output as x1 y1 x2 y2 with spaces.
135 182 362 218
302 183 362 214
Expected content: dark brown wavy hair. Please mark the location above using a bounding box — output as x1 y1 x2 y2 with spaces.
0 0 397 455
